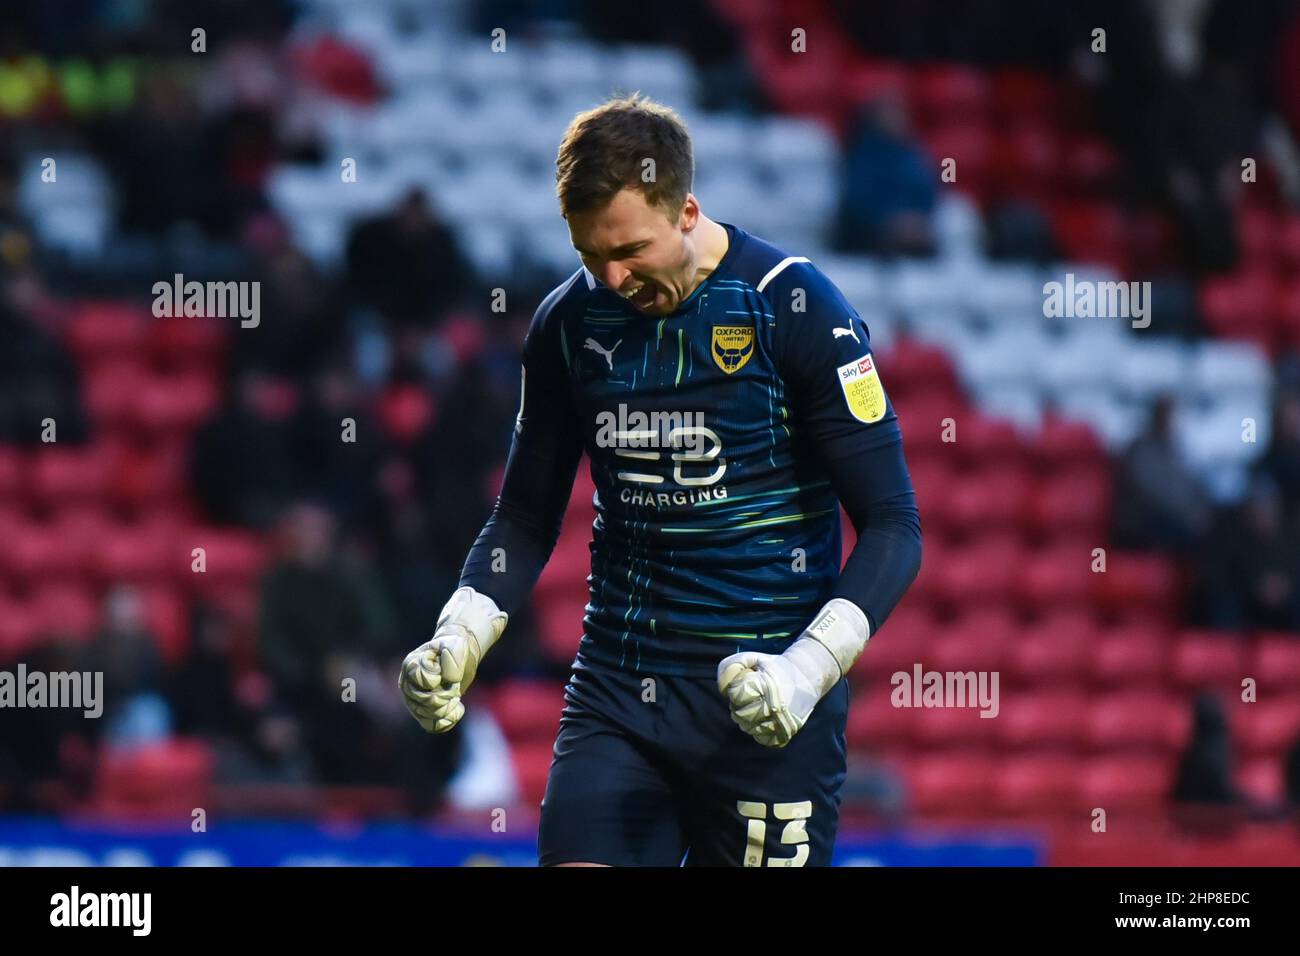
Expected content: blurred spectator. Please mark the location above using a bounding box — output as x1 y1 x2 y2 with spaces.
169 605 244 739
217 701 316 786
833 93 936 255
0 638 98 812
100 71 241 240
90 586 172 748
1286 731 1300 816
257 502 397 706
230 225 350 379
1171 693 1243 831
346 188 475 328
0 272 87 446
289 362 385 535
190 369 301 528
1113 395 1212 551
1197 473 1300 630
1260 389 1300 514
984 200 1058 263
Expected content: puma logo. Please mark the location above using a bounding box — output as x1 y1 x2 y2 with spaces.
584 337 622 370
833 326 859 343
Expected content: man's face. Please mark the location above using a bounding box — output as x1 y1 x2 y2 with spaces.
567 188 697 316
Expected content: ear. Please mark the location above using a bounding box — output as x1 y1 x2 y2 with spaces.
678 194 701 231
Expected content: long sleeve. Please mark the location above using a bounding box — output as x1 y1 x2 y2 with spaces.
764 260 922 633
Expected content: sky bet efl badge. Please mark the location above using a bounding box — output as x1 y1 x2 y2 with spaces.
837 353 887 423
712 325 754 374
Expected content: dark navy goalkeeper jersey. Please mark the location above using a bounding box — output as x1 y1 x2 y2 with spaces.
462 221 917 677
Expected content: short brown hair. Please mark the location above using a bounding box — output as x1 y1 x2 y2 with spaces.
555 92 694 220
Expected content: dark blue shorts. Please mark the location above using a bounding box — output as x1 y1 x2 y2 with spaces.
537 656 850 867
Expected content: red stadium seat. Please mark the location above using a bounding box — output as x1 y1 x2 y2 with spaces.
1013 540 1095 613
1278 280 1300 349
890 396 964 458
933 533 1025 608
1090 552 1181 618
1030 467 1111 535
1033 416 1105 470
64 302 150 362
1062 135 1121 195
921 124 994 195
1252 634 1300 690
1236 205 1279 272
488 680 567 744
996 125 1060 204
846 686 916 750
82 361 150 431
0 594 43 660
858 603 936 680
136 585 190 664
1237 756 1285 804
951 416 1027 468
992 69 1058 125
1050 199 1130 273
106 443 187 507
131 373 222 436
878 338 960 404
5 518 86 582
510 740 556 808
1235 699 1300 757
29 583 100 641
1090 627 1169 689
913 65 992 126
94 738 215 818
1170 631 1246 692
534 591 586 665
27 444 114 505
1278 215 1300 274
999 691 1090 750
937 466 1033 536
994 754 1080 817
911 700 1002 750
1078 755 1174 811
534 525 590 601
901 455 951 519
842 59 910 110
1199 270 1279 348
150 314 228 372
1086 692 1189 753
713 0 779 30
96 520 181 584
925 606 1019 675
1009 623 1095 687
908 752 998 817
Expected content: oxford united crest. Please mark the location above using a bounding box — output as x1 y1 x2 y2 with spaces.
712 325 754 374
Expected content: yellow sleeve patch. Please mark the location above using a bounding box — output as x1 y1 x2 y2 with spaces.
836 354 887 423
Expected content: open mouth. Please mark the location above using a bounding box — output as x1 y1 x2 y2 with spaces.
625 281 658 310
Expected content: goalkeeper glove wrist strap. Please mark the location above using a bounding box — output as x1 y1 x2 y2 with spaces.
788 598 872 699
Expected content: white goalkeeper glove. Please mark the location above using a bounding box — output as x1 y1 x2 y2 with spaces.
399 586 507 734
717 598 870 748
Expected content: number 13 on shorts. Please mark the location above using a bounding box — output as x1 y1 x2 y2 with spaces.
737 800 813 867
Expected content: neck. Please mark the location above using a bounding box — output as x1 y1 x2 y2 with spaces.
687 216 729 293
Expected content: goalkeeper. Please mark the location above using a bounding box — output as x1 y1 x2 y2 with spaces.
399 94 921 866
